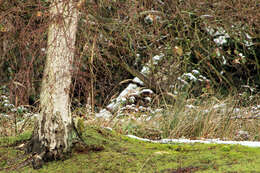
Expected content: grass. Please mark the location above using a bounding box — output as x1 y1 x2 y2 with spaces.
1 126 260 172
95 93 260 142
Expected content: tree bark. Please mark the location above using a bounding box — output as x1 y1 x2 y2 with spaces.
28 0 79 168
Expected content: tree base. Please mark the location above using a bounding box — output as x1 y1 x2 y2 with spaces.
26 129 72 169
32 152 45 169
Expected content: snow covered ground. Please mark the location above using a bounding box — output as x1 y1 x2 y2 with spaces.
127 135 260 148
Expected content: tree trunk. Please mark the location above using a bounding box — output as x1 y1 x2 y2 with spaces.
29 0 79 168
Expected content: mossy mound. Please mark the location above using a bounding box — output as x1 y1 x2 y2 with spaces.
1 127 260 172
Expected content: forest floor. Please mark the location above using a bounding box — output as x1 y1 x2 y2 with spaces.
1 126 260 173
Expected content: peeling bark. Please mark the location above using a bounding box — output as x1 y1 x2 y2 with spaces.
28 0 79 168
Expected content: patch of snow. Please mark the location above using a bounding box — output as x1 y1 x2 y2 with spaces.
203 109 210 113
4 103 14 108
24 113 33 117
145 116 152 121
121 97 127 102
183 73 197 81
222 56 227 65
245 33 252 39
244 33 253 46
241 85 255 92
144 15 154 24
192 70 200 75
3 100 9 104
152 53 164 65
199 75 207 81
32 113 39 118
213 103 226 109
127 135 152 142
122 105 139 112
233 108 240 113
96 109 113 119
139 106 146 111
155 108 163 113
132 77 144 86
140 89 153 94
107 84 138 111
205 26 230 46
214 36 228 46
144 97 152 102
0 113 9 118
17 105 27 112
104 127 112 131
141 66 150 75
236 130 249 139
11 108 17 112
129 96 135 103
169 85 175 89
1 95 8 99
239 53 245 58
244 40 253 47
106 53 164 113
200 14 213 19
252 105 260 110
126 135 260 148
186 104 196 109
157 0 164 4
17 120 25 126
205 26 215 36
177 77 189 85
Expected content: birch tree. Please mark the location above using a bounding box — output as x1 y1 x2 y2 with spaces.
28 0 79 168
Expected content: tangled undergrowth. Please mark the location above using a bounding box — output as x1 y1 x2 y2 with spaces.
0 0 259 107
87 92 260 142
1 82 260 142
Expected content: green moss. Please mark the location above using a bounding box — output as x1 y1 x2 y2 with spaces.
1 127 260 173
0 131 32 146
74 117 85 136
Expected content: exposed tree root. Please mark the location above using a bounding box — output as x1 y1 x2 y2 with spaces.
0 146 34 172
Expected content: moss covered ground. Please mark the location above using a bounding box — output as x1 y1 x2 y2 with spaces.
0 126 260 173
